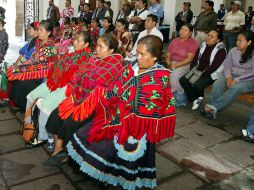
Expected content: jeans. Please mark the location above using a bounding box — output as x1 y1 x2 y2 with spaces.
180 74 214 103
207 74 254 112
174 91 187 107
223 32 238 51
247 106 254 135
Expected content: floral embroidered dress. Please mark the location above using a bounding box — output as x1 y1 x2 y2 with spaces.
57 54 124 122
8 39 57 111
7 38 57 81
26 48 92 141
67 63 176 190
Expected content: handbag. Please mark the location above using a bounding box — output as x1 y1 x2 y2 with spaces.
21 101 39 143
184 66 203 85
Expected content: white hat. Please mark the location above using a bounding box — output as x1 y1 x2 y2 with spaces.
233 0 241 6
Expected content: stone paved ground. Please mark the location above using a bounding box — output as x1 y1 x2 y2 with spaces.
0 99 253 190
0 39 254 190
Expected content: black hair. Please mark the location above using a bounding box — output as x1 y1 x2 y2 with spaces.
147 14 158 24
211 29 223 41
137 35 163 62
39 19 53 37
99 33 119 53
239 31 254 64
76 30 91 45
116 18 128 30
64 19 71 26
181 23 194 32
71 17 79 25
30 22 38 31
85 3 91 8
105 1 111 7
205 0 214 7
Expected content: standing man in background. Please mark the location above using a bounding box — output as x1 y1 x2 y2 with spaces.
105 1 114 19
223 0 245 51
194 0 217 44
245 6 254 31
47 0 60 24
93 0 110 27
60 0 74 25
175 2 193 37
149 0 163 23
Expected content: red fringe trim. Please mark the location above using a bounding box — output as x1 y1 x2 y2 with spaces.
7 66 50 81
58 87 105 121
88 107 176 144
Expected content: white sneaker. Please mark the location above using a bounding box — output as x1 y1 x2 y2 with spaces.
192 97 203 110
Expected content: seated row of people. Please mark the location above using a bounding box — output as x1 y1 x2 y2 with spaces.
8 20 176 189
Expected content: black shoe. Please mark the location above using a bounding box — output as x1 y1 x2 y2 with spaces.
242 135 254 144
26 138 47 148
43 150 69 167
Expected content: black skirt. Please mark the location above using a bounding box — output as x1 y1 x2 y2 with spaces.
9 79 42 111
46 107 93 145
67 121 157 190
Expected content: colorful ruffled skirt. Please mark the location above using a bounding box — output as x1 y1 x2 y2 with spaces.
67 122 157 190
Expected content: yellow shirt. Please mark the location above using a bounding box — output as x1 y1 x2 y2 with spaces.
224 10 245 30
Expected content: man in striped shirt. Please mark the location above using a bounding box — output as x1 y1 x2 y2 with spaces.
60 0 74 25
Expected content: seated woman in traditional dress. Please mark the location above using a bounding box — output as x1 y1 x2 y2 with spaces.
7 20 57 111
66 35 176 190
180 29 227 110
201 31 254 119
24 31 92 148
43 34 124 166
0 22 39 104
14 22 39 66
114 18 131 53
168 24 199 106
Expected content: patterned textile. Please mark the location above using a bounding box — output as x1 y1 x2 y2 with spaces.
66 64 176 190
88 64 176 144
7 39 57 81
46 47 92 91
58 54 124 121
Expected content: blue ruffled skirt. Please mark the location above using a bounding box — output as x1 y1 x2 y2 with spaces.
67 121 156 190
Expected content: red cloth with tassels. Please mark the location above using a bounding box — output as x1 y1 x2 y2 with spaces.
87 64 176 145
46 47 92 91
58 54 124 121
7 39 57 81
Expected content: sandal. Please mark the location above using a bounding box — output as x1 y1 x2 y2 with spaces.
26 137 47 148
43 150 69 167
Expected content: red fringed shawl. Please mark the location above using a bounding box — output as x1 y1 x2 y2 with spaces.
88 64 176 144
7 39 57 81
58 54 124 121
46 47 92 91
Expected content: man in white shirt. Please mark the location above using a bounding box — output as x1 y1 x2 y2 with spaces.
127 0 150 44
126 14 163 62
223 0 245 51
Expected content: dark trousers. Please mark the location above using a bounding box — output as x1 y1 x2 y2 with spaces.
179 74 214 103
